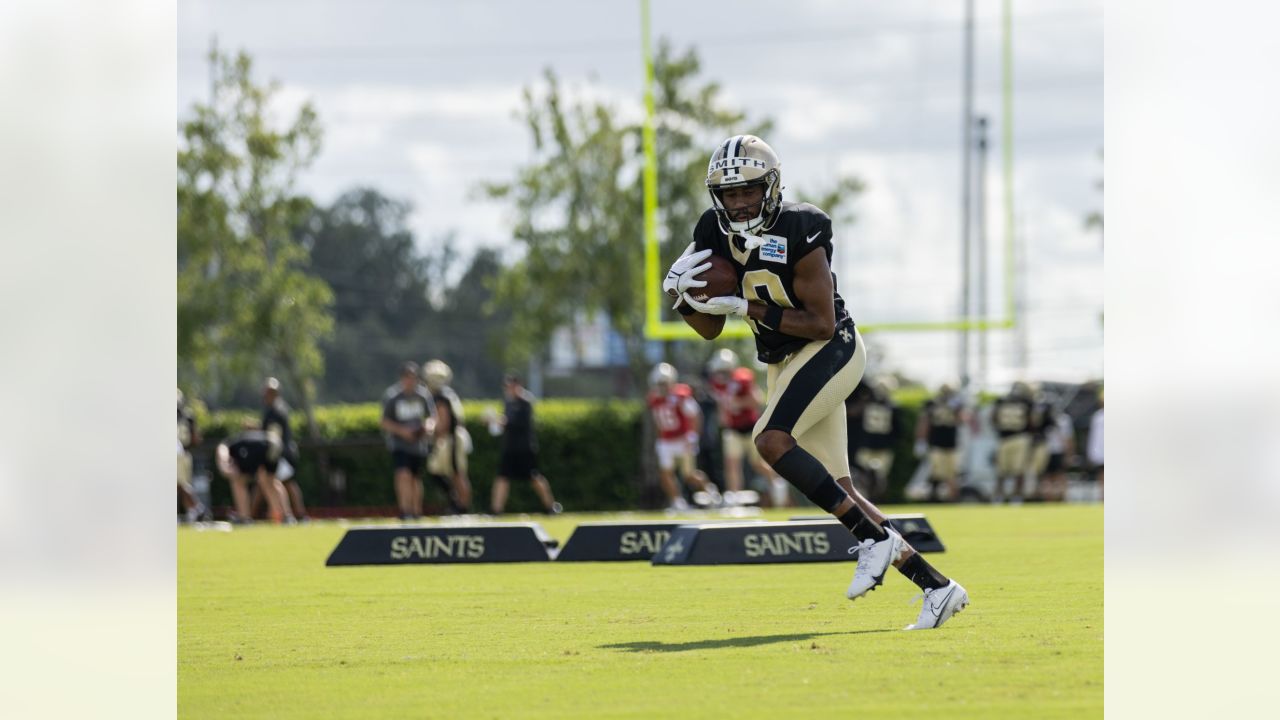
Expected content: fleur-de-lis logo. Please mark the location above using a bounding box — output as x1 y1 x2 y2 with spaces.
663 538 686 561
838 328 852 343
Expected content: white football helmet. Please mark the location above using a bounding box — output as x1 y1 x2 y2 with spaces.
422 359 453 392
706 134 783 235
706 348 738 375
649 362 678 390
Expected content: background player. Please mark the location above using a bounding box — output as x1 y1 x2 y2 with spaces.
993 380 1035 503
1035 400 1076 502
707 349 786 507
489 373 562 515
423 359 473 514
914 383 965 502
177 388 207 522
215 418 291 524
845 375 898 501
381 362 435 520
648 362 721 511
668 133 968 630
259 377 308 521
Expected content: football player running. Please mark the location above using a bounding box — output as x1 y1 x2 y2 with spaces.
666 135 968 630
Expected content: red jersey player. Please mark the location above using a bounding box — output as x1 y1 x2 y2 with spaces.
706 349 789 506
648 363 720 510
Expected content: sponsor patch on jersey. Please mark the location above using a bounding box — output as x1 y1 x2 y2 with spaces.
758 234 787 264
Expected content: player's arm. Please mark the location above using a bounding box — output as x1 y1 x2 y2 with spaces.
745 250 836 341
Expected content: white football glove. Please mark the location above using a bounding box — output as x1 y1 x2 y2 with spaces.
682 293 748 317
663 242 713 309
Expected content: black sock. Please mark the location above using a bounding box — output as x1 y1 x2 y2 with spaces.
898 553 950 591
838 505 889 542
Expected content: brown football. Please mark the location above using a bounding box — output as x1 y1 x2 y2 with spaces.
686 254 739 302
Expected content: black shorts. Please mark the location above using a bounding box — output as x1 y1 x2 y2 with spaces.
1046 453 1065 474
427 473 452 494
232 445 277 475
499 448 538 480
392 449 426 475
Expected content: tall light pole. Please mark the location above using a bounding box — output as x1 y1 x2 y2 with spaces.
976 115 990 390
959 0 974 389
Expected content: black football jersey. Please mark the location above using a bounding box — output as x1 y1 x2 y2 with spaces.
693 202 854 364
993 396 1034 437
860 399 896 450
503 390 537 452
262 399 298 463
924 398 961 449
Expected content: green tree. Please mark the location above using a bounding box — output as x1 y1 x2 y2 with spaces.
483 43 864 392
300 187 434 402
178 48 333 428
299 187 509 401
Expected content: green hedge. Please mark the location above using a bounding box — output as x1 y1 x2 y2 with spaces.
194 393 933 513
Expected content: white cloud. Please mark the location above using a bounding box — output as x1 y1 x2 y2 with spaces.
323 84 525 123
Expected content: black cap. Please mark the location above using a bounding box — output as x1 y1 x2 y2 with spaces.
503 372 522 385
401 361 420 376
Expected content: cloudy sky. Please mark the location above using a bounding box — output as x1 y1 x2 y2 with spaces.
177 0 1103 388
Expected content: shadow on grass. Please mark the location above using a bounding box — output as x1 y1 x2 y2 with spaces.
599 629 896 653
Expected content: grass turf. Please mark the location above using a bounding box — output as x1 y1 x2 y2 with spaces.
179 503 1101 719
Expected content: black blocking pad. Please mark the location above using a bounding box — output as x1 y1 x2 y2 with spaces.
325 523 555 566
652 515 945 566
556 520 763 561
787 514 946 554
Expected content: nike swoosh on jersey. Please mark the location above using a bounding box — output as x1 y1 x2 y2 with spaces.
806 231 821 243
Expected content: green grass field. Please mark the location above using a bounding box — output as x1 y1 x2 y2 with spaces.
178 504 1102 719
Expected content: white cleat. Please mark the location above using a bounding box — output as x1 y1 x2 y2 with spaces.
905 580 970 630
845 528 906 600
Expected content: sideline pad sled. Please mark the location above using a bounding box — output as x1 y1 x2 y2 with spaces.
556 519 764 562
325 523 555 566
652 514 945 566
